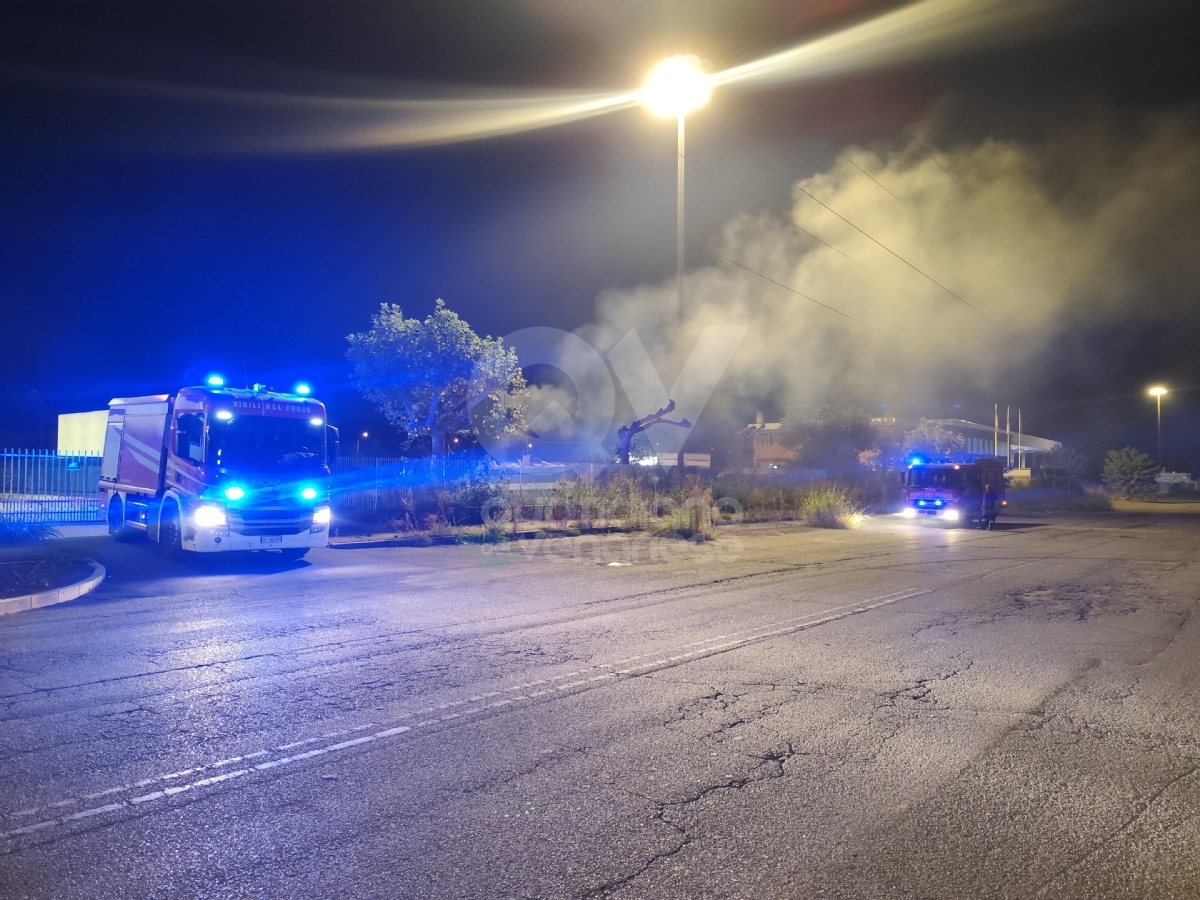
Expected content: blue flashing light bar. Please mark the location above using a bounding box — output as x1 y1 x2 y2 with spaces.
295 383 312 395
206 375 225 387
224 485 246 501
300 486 319 501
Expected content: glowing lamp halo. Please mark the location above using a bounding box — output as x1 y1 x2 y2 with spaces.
641 56 711 118
1148 385 1168 397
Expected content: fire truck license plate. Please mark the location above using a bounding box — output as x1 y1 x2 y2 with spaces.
260 536 283 543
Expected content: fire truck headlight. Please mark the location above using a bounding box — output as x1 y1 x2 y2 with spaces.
312 507 331 524
943 509 960 521
194 505 227 528
300 486 319 501
900 508 917 518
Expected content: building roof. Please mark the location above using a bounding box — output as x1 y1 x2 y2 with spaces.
926 418 1060 453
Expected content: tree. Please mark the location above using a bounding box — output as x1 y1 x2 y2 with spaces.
902 419 965 462
1102 447 1158 499
347 300 526 458
1041 445 1090 493
781 406 876 468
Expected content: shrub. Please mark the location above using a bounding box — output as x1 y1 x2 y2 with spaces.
422 513 452 536
0 519 61 546
1102 447 1158 499
798 486 865 529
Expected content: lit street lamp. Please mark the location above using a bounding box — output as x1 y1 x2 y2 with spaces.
357 431 369 455
1148 386 1168 468
641 56 711 315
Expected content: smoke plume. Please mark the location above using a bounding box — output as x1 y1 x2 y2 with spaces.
579 115 1200 430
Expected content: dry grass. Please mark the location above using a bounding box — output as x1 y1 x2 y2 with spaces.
798 486 866 529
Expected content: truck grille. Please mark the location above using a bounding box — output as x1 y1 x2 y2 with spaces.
228 506 313 536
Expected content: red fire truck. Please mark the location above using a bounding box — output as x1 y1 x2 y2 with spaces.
99 380 339 559
900 456 1006 527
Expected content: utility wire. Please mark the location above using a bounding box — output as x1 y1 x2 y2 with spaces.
906 128 1068 294
707 116 1017 336
616 114 885 332
838 152 910 210
789 179 1015 335
786 214 909 292
618 113 907 303
715 253 882 332
907 129 963 188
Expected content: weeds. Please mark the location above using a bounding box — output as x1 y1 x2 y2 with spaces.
798 486 865 529
334 467 896 539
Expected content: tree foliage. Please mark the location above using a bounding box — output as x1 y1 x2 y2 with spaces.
1102 446 1158 499
347 300 526 457
1041 445 1090 492
780 406 876 468
902 419 966 461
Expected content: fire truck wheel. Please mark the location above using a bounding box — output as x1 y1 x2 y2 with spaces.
160 502 186 561
107 497 135 541
280 548 308 562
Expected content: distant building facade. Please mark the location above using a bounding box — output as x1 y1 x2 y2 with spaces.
736 412 797 470
57 411 108 455
926 418 1060 465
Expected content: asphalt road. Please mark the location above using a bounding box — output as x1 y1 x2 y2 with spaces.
1 511 1199 899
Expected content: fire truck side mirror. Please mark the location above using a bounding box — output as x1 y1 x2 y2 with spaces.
174 413 205 464
326 425 340 466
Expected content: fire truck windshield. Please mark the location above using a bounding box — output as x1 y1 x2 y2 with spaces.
208 416 327 469
908 467 965 489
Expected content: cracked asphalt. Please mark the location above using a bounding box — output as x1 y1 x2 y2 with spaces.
1 510 1199 899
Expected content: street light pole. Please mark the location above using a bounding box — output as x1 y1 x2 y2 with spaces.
677 113 686 315
1156 393 1163 466
1148 386 1168 469
641 55 710 317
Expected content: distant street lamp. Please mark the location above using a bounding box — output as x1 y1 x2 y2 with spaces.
1148 386 1168 468
357 431 369 455
641 56 711 315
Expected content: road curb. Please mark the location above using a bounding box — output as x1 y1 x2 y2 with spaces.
0 561 106 616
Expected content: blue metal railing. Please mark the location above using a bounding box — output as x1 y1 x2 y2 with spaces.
0 449 104 524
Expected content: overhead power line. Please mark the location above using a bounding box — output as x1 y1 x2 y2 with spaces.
838 152 910 210
715 253 882 332
708 117 1017 336
789 181 1016 336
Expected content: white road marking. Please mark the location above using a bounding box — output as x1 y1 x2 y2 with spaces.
1 581 945 844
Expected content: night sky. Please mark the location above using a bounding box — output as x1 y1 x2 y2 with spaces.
3 1 1199 468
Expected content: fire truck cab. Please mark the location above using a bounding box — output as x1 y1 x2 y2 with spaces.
900 457 1006 527
99 382 339 559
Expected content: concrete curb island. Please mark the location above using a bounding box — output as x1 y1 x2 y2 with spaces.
0 561 106 616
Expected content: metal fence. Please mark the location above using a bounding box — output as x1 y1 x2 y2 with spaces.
0 449 104 524
0 448 557 522
331 456 492 512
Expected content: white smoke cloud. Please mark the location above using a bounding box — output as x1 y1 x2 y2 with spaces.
578 116 1200 422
